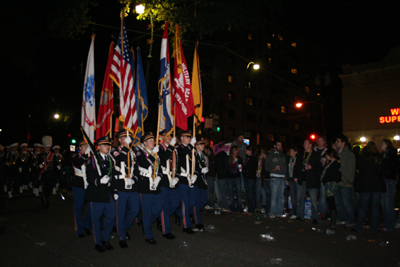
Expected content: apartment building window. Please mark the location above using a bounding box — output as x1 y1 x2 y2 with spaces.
228 91 235 101
291 42 297 48
248 33 252 40
291 68 298 74
294 123 299 130
267 43 272 49
278 34 283 41
281 105 286 114
280 135 287 143
228 74 235 83
246 97 254 106
268 57 272 64
305 86 310 93
268 134 275 141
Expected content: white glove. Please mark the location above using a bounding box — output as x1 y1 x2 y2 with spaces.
100 175 110 184
152 145 159 154
170 137 177 146
114 194 119 201
170 177 179 187
153 176 161 188
190 174 197 184
125 135 132 144
57 165 61 170
18 167 22 173
201 167 209 174
125 178 134 186
190 137 197 146
39 164 43 169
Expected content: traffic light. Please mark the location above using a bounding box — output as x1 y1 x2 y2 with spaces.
71 139 77 144
310 134 316 141
216 127 221 132
212 114 220 131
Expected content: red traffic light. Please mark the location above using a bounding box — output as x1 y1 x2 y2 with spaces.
201 117 205 122
310 134 316 140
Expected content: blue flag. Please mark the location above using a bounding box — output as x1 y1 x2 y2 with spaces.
134 47 148 144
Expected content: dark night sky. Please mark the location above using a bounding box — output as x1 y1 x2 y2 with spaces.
1 0 399 146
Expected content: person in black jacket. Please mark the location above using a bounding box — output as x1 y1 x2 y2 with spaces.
243 145 258 215
321 148 341 228
213 142 230 212
353 142 385 232
85 136 118 253
227 145 243 213
294 139 322 224
379 139 398 233
71 140 91 238
111 130 140 248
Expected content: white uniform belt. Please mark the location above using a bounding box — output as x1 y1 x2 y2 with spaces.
270 173 285 178
73 167 85 178
139 166 152 178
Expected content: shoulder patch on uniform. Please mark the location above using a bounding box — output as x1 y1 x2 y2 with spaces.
113 151 119 157
136 151 141 157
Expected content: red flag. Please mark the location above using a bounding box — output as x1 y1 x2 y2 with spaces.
96 42 115 139
172 25 195 130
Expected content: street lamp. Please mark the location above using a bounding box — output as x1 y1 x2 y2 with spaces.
360 136 367 142
394 135 400 141
242 62 260 134
54 114 60 119
295 101 324 136
135 4 145 14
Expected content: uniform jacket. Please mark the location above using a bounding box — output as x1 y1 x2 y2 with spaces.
157 142 175 188
175 143 198 185
134 145 160 194
111 146 137 192
71 152 88 189
194 150 208 189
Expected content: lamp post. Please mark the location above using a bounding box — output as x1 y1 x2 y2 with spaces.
295 101 325 136
242 62 260 135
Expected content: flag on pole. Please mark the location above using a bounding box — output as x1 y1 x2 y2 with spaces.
159 22 174 136
134 47 148 144
81 35 96 142
172 24 195 131
95 42 115 140
192 41 203 126
110 18 138 134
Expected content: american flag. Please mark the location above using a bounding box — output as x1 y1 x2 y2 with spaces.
110 18 138 133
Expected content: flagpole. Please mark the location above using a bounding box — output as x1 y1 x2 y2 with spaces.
172 103 177 178
152 86 163 181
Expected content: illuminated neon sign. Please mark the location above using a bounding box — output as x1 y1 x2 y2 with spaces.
379 108 400 124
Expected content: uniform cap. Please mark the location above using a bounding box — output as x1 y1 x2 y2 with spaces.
9 143 19 148
115 129 133 139
179 131 192 138
141 132 155 143
95 136 112 146
52 145 60 150
78 139 87 146
20 143 28 148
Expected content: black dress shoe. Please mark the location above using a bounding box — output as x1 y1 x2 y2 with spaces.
163 233 177 240
84 228 92 236
196 224 204 230
182 227 196 234
119 240 128 248
125 232 131 240
145 238 157 244
312 219 318 224
175 214 181 226
95 244 106 253
78 234 85 238
296 217 305 222
102 241 114 250
156 218 162 232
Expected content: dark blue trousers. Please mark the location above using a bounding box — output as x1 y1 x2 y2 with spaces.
72 187 92 236
117 190 141 241
90 196 116 245
191 186 207 225
140 193 162 239
159 186 181 235
176 184 195 229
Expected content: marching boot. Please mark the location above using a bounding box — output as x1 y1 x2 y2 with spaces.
52 187 57 195
8 191 13 199
119 240 128 248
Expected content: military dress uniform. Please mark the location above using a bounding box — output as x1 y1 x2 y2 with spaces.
52 146 64 192
17 143 31 192
157 136 180 239
5 143 20 198
191 142 209 229
175 132 199 233
85 136 119 252
71 140 92 238
112 130 141 248
30 144 43 197
134 133 162 244
38 137 55 207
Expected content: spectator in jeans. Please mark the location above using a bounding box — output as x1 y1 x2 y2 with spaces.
204 146 218 209
213 142 230 212
379 139 398 233
243 146 258 216
335 134 356 227
314 136 328 219
287 146 299 219
294 139 322 224
227 145 243 213
256 150 267 213
353 142 385 233
265 141 287 218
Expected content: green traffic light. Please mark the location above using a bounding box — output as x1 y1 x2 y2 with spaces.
71 139 76 144
216 127 220 132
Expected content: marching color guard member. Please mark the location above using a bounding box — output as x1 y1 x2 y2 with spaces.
112 130 140 248
135 132 162 244
71 140 92 238
156 130 180 239
85 136 118 253
5 143 19 198
192 139 209 231
52 145 64 193
17 143 31 192
175 131 198 234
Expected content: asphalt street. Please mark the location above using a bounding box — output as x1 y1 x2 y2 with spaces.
1 190 399 267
